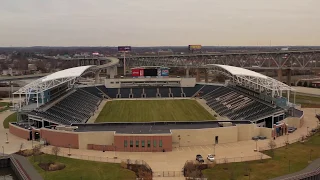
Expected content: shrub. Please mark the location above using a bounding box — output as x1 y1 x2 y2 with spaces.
48 162 66 171
120 161 127 169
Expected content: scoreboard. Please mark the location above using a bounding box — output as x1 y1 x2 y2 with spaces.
132 67 169 77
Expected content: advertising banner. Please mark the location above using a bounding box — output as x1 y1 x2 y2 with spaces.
188 45 202 51
161 69 169 76
118 46 132 52
132 69 141 77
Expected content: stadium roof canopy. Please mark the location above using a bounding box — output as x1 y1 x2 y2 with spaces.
206 64 294 98
13 65 95 95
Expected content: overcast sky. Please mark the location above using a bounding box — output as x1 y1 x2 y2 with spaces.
1 0 319 47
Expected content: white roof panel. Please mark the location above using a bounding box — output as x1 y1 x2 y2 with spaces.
213 64 268 79
41 65 93 82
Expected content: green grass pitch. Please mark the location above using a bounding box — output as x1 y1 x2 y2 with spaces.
95 99 215 122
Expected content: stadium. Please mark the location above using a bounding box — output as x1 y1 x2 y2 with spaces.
9 57 303 153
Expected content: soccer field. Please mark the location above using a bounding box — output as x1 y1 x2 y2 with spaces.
95 99 215 122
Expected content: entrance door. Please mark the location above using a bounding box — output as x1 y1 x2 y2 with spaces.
29 131 33 141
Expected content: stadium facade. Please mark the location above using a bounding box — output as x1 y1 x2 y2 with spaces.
9 58 304 152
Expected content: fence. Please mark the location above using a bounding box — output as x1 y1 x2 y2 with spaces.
214 155 265 164
41 148 152 170
152 171 184 177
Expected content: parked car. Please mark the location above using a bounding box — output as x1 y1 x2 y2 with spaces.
207 154 215 162
252 136 259 140
258 136 266 140
196 154 204 163
288 127 297 133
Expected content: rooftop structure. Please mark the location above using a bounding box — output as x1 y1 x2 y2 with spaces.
206 64 294 99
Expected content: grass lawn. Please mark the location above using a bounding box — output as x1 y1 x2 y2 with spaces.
95 100 215 122
28 154 136 180
202 132 320 180
0 102 10 112
3 112 17 128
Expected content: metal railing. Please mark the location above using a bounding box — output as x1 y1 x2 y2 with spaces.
153 171 184 177
9 155 31 180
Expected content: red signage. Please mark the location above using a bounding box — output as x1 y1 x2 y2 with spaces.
132 68 144 77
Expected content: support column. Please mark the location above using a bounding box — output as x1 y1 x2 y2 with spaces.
286 69 292 86
277 69 283 83
114 66 118 76
110 67 115 79
123 52 126 76
185 67 190 78
95 70 101 84
204 69 208 83
196 68 200 82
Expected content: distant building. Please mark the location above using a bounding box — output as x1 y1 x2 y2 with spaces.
28 64 37 71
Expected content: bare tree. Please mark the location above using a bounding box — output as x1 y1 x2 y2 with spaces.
223 157 229 170
32 145 42 162
51 146 61 159
268 140 277 157
259 153 264 163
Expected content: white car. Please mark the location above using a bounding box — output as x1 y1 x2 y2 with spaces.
207 154 215 162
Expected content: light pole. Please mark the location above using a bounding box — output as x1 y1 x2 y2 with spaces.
241 152 243 162
2 146 4 156
254 139 258 152
6 133 9 144
309 149 313 161
68 144 71 156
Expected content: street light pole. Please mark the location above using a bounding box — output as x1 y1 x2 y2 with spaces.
6 133 9 144
68 144 71 156
254 139 258 152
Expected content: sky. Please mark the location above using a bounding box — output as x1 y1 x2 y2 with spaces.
0 0 319 47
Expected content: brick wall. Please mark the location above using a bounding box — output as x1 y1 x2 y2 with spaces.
9 124 30 140
40 129 79 149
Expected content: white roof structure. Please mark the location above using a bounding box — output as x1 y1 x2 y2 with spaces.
14 65 95 95
206 64 294 98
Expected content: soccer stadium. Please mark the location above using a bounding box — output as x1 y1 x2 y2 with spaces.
9 57 302 154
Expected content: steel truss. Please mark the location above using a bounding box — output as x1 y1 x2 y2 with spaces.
122 51 320 70
13 67 96 108
205 65 294 99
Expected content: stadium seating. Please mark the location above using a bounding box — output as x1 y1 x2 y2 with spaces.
183 84 204 97
120 88 131 98
159 87 170 98
132 88 143 98
30 88 102 125
144 88 157 98
202 86 283 121
171 87 183 97
81 86 103 98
